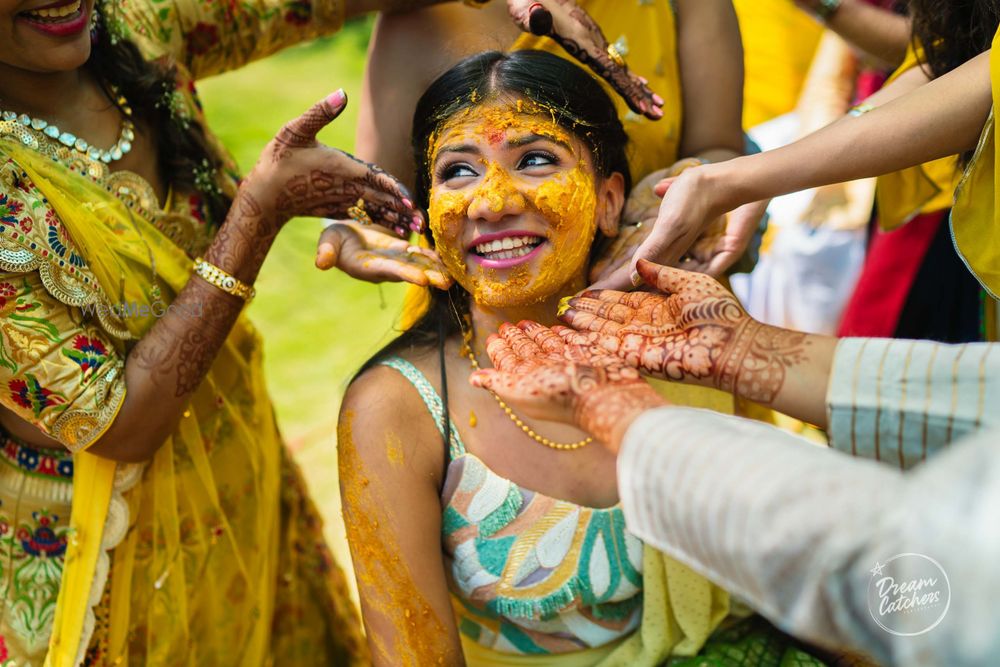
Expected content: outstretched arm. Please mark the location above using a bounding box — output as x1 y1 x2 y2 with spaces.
618 48 991 284
89 93 419 462
563 259 838 427
795 0 910 68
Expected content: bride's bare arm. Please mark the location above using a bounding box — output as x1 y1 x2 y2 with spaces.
339 365 465 666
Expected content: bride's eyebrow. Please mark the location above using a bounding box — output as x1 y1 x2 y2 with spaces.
433 143 480 166
506 133 572 152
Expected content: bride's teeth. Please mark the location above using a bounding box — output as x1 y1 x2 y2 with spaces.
501 238 514 250
25 0 81 19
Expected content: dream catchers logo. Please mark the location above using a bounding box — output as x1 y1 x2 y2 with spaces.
867 553 951 637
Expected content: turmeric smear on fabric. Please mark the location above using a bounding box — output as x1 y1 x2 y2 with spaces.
338 410 455 666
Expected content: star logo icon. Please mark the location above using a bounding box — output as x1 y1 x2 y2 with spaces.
871 561 885 577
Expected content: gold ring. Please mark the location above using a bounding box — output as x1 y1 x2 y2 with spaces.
607 43 626 68
346 198 373 226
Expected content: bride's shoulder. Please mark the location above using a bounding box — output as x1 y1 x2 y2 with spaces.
339 348 448 480
342 348 442 429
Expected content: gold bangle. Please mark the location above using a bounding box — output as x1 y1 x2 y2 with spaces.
607 43 626 68
193 258 256 302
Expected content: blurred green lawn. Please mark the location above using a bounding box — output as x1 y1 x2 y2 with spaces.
197 21 407 581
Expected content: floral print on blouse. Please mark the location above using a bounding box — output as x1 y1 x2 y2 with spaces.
0 0 348 452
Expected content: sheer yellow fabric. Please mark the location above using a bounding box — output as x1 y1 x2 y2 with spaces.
733 0 823 128
5 144 364 666
951 29 1000 299
875 43 962 230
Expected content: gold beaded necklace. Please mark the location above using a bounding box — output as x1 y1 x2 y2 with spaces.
460 322 592 451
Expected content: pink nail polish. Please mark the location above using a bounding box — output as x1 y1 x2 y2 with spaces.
639 101 648 113
325 89 346 108
653 94 664 106
402 197 413 209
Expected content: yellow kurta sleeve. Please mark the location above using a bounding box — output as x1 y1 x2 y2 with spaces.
119 0 346 79
951 29 1000 299
0 269 125 452
875 43 962 230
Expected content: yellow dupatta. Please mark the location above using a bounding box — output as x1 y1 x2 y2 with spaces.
3 141 288 666
875 44 962 230
951 28 1000 301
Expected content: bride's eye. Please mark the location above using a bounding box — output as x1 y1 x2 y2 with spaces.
518 150 558 170
438 162 478 181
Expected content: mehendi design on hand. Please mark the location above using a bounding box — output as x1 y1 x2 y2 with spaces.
506 0 663 119
563 259 809 405
471 321 665 447
250 93 422 237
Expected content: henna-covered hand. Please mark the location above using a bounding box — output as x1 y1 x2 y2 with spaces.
315 220 453 289
243 90 423 238
589 161 739 289
563 259 810 406
506 0 664 120
469 321 665 449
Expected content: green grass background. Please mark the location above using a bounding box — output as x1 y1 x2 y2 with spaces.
197 21 405 582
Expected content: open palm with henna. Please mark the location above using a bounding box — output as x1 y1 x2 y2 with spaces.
562 258 809 405
242 90 423 238
469 321 664 448
506 0 664 120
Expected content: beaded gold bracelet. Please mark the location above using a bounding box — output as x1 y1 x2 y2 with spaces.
193 258 256 302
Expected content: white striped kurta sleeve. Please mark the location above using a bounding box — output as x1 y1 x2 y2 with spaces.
618 407 1000 666
827 339 1000 469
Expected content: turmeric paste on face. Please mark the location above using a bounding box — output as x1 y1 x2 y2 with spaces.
428 101 599 308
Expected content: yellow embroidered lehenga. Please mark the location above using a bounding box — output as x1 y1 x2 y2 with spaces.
0 1 366 665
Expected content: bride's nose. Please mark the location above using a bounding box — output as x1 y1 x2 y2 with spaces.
467 163 527 223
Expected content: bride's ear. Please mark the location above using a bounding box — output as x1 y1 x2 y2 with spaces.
596 172 626 238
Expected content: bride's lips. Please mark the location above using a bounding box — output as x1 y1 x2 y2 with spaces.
17 0 88 38
467 230 547 270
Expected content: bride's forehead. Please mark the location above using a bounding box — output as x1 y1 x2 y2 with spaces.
431 100 575 148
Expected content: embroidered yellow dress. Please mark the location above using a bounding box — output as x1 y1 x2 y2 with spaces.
0 1 366 665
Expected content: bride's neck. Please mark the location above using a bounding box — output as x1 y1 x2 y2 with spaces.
466 273 587 363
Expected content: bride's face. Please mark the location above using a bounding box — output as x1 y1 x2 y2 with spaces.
428 100 620 308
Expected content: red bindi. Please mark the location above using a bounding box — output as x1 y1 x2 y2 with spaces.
485 126 505 146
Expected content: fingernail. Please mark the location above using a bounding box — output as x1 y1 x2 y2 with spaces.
630 270 642 287
402 197 413 209
653 94 664 106
325 89 346 107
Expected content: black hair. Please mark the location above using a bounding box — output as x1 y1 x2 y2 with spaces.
909 0 1000 79
86 2 231 225
906 0 1000 164
360 50 632 377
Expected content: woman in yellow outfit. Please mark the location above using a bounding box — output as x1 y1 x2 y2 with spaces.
0 0 452 663
642 8 1000 338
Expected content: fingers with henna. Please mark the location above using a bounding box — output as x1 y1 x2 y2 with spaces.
499 322 542 362
558 308 622 336
485 334 519 372
517 320 568 357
